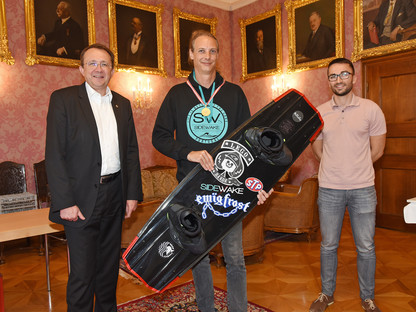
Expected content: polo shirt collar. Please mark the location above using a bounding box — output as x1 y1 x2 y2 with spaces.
330 93 359 109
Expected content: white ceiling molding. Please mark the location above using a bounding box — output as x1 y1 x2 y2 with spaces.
190 0 257 11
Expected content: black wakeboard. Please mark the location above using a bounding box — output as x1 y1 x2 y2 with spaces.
123 89 323 292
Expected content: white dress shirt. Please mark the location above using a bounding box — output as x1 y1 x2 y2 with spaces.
130 31 142 54
85 82 120 176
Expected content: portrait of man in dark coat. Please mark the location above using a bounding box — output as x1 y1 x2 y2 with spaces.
36 1 85 59
115 4 159 69
245 15 277 75
301 11 335 62
366 0 416 48
247 29 276 73
124 17 157 68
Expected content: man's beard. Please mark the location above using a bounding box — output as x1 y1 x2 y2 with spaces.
331 83 353 96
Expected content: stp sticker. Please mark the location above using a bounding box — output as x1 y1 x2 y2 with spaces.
245 177 263 192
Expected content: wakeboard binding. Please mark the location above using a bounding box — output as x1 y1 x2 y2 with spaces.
167 203 207 255
244 127 293 166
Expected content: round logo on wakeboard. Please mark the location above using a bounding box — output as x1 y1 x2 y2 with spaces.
211 140 254 186
292 110 304 122
278 119 295 136
245 177 263 192
186 103 228 144
213 151 244 186
158 242 175 258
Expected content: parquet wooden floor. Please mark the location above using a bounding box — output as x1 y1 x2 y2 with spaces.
1 214 416 311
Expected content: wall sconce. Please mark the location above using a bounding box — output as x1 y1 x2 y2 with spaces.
271 74 290 99
132 77 153 114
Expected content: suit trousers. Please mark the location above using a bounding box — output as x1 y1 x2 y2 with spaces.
64 174 123 312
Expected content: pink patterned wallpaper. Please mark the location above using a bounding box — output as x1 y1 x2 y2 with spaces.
0 0 357 193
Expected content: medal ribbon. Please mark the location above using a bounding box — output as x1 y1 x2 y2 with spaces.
186 77 225 114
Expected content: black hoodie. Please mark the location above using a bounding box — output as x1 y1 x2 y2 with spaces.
152 71 250 182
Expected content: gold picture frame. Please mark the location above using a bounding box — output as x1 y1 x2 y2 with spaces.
108 0 166 76
24 0 95 67
0 0 14 65
173 8 217 78
240 5 282 81
352 0 416 62
286 0 344 73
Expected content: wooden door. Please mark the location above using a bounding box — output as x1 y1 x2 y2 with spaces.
363 51 416 232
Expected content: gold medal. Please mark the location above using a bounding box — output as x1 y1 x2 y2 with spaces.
201 107 211 116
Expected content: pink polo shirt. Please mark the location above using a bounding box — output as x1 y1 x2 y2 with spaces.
315 94 386 190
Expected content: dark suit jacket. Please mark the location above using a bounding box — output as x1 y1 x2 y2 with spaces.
45 83 142 227
247 46 276 74
125 35 157 68
43 17 85 59
303 24 335 61
374 0 416 37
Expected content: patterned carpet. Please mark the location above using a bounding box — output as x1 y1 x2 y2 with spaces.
117 233 291 310
117 281 273 311
119 259 142 285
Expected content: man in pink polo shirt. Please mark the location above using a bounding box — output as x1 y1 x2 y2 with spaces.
309 58 386 312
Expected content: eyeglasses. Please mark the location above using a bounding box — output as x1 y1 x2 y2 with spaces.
328 71 352 82
86 61 111 69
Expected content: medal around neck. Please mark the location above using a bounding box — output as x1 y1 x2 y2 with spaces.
201 107 211 116
187 72 224 120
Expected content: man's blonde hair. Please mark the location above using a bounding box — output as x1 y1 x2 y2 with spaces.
187 30 219 66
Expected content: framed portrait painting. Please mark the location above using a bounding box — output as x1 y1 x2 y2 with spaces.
24 0 95 67
286 0 344 72
0 0 14 65
240 5 282 81
173 8 217 78
109 0 165 76
352 0 416 61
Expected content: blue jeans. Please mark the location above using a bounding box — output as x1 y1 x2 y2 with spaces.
318 186 377 300
192 221 247 312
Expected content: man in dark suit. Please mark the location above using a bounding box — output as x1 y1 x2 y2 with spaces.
125 17 157 68
302 11 335 61
37 1 85 59
247 29 275 73
368 0 416 46
45 43 142 312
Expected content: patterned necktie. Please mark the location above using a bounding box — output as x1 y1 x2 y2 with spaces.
384 0 395 26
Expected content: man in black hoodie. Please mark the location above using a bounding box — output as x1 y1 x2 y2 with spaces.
152 30 270 312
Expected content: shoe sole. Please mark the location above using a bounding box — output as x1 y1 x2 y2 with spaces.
309 301 334 312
